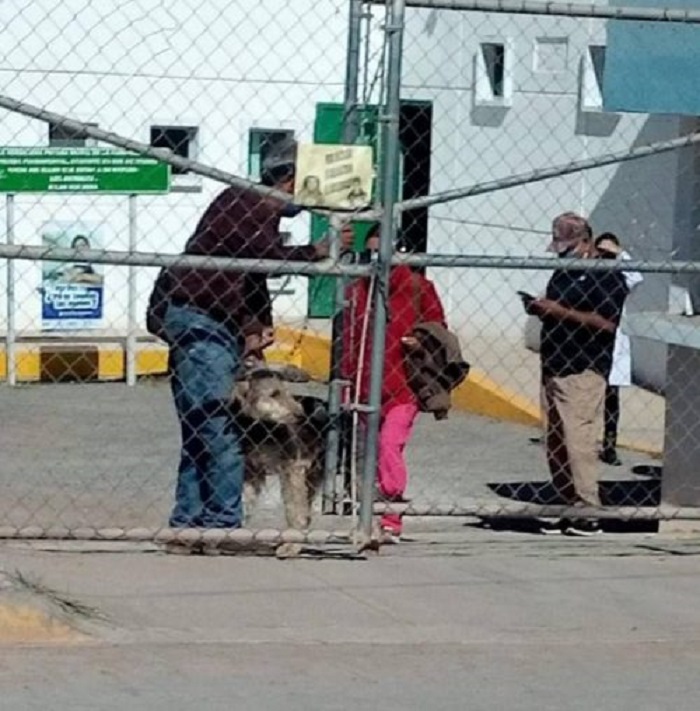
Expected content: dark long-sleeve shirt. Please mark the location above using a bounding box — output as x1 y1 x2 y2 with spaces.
161 186 317 335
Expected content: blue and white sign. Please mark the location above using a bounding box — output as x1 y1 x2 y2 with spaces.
41 222 104 330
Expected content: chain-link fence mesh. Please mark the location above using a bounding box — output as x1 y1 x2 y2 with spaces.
369 0 700 536
0 0 375 555
2 0 700 553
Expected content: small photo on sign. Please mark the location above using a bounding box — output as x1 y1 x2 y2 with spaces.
41 222 104 331
294 143 373 210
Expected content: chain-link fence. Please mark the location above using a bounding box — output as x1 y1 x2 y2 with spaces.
369 0 700 537
2 0 700 554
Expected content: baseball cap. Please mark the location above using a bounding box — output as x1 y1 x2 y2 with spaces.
261 138 297 184
547 212 592 254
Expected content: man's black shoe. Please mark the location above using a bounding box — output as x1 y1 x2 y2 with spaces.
539 519 565 535
564 519 602 537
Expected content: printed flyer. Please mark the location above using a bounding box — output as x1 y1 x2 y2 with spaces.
41 222 104 330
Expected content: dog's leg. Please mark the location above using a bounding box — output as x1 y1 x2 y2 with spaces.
242 456 265 527
307 456 325 516
280 457 312 530
277 457 312 558
242 481 259 525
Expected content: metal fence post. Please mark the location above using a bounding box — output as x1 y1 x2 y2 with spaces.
322 0 365 515
126 194 137 386
322 217 345 514
5 194 16 387
357 0 405 543
343 0 363 142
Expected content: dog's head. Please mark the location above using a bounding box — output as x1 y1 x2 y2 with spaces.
234 368 304 424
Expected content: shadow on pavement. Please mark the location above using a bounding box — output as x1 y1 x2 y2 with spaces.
475 476 661 534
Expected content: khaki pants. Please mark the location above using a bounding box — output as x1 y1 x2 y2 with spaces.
542 370 606 506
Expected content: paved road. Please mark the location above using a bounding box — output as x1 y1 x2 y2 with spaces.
1 539 700 710
0 381 657 533
0 380 659 532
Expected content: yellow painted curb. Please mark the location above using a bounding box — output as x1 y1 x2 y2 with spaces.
453 370 540 427
98 348 124 380
275 326 330 381
0 348 41 381
276 326 540 426
0 603 84 644
0 340 303 382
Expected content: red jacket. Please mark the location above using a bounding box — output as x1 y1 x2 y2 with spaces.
342 265 447 412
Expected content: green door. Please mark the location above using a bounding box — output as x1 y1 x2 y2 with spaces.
307 102 379 318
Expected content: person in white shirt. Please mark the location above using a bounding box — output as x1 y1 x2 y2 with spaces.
594 233 643 466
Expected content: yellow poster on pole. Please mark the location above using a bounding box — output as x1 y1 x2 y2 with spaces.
295 143 373 210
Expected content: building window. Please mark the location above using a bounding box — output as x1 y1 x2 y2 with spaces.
580 45 607 111
590 46 606 87
483 43 505 97
248 128 295 180
48 122 98 147
475 40 513 106
150 126 199 175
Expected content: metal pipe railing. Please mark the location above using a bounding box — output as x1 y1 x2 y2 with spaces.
396 131 700 214
0 244 375 277
373 0 700 23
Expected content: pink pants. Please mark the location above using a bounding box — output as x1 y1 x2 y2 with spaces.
378 402 420 534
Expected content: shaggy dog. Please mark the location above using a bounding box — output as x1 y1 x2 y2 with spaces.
229 368 329 542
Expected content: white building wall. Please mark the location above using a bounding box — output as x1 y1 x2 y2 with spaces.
0 0 687 391
0 0 350 333
397 6 682 390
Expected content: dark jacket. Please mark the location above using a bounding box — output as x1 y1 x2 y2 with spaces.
148 186 317 338
403 322 470 420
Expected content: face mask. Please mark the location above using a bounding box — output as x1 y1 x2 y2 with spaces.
280 203 304 218
558 246 576 258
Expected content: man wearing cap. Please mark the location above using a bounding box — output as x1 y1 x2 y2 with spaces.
151 140 329 533
524 212 628 536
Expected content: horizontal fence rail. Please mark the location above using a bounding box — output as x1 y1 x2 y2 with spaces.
381 0 700 23
0 245 374 277
396 131 700 213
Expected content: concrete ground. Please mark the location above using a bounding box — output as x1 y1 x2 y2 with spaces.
0 378 696 710
0 380 660 533
2 534 700 710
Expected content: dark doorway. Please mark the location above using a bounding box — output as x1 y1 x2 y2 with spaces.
399 101 433 256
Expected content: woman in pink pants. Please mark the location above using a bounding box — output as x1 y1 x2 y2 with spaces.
342 225 447 541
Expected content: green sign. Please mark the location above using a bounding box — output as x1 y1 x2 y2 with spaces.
0 148 170 194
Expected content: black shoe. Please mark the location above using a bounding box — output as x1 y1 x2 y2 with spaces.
599 448 622 466
539 519 565 535
564 519 602 537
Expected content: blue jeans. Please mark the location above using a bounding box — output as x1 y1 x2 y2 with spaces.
163 302 244 528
